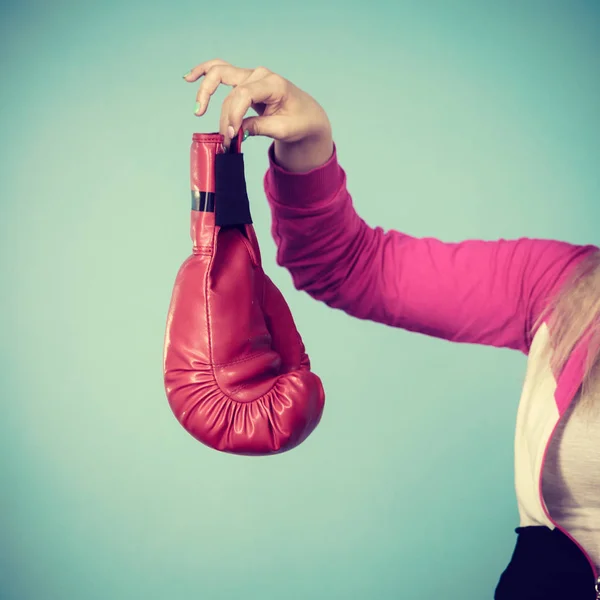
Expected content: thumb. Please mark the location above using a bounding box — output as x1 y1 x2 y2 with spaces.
241 115 289 141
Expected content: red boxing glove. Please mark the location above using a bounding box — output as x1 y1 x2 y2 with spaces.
163 131 325 455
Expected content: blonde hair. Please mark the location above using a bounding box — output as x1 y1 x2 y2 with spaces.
535 250 600 407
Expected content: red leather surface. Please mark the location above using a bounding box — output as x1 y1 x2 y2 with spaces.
163 134 325 455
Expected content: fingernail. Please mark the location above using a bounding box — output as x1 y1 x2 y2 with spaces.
194 102 201 114
183 71 192 79
242 129 249 142
227 125 235 139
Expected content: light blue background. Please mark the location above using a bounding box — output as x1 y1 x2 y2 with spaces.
1 1 599 598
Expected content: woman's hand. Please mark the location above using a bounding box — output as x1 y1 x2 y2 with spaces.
183 59 333 172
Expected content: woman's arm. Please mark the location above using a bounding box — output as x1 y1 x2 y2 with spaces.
265 144 596 354
181 58 595 351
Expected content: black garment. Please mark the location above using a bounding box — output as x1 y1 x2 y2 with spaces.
495 526 597 599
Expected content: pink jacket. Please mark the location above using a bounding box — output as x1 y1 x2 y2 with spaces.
263 144 599 579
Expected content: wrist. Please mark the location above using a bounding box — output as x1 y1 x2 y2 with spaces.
273 132 334 173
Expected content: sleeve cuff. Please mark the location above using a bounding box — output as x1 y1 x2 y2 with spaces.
266 142 344 207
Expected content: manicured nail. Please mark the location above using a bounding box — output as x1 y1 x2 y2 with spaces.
242 129 249 142
194 102 201 115
227 125 235 139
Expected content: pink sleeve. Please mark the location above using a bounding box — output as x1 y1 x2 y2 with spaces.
264 144 597 354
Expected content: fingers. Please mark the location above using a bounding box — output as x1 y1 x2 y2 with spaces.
184 60 253 116
182 58 230 82
241 115 288 140
220 74 287 144
184 61 288 146
195 65 254 116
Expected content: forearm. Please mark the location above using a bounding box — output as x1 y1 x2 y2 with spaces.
273 132 334 174
264 145 597 353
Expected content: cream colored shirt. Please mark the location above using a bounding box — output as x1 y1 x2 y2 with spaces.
542 391 600 572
